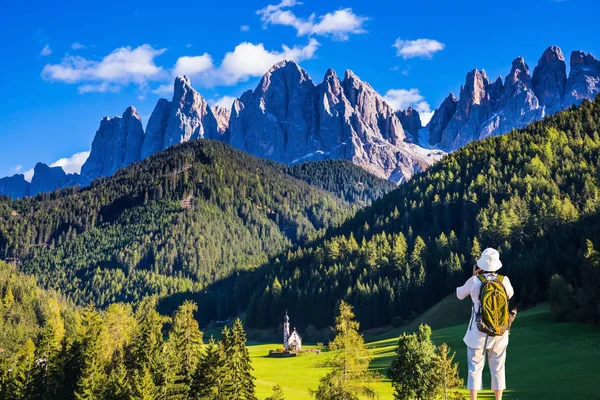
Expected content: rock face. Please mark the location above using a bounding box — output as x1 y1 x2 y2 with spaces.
564 50 600 108
426 46 600 151
81 106 144 179
532 46 567 115
141 76 220 159
428 93 458 145
162 76 219 148
141 98 171 159
29 163 89 196
396 106 422 138
211 105 231 138
0 174 30 199
228 61 440 182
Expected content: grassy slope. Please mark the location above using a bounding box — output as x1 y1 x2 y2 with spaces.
250 298 600 399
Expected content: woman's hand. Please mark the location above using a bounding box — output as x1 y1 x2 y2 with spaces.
472 264 480 276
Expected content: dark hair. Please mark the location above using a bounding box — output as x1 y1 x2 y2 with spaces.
473 265 485 275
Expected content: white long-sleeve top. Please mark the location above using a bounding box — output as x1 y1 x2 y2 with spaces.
456 273 514 349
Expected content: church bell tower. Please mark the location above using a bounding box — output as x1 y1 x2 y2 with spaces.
283 310 290 350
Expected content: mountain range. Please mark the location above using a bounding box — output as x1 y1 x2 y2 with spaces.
1 45 598 198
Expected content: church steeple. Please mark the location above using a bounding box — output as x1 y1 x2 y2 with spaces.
283 310 290 350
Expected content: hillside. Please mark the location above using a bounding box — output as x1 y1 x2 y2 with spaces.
0 140 371 308
284 159 397 207
217 98 600 330
249 300 600 399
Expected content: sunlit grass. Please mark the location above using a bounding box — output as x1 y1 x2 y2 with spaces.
250 298 600 399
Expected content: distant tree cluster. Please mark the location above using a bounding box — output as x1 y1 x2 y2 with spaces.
0 261 256 400
284 159 396 206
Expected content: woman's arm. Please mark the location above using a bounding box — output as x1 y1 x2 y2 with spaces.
456 277 473 300
503 276 515 299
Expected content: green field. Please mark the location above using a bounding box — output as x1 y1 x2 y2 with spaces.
250 298 600 399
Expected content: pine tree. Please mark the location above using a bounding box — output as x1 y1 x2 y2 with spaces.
222 319 256 400
130 366 159 400
74 304 108 400
129 297 168 386
312 301 377 400
389 324 438 400
265 384 285 400
164 301 204 400
434 344 465 400
104 362 132 400
190 337 225 400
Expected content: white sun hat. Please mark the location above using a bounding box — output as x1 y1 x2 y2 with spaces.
477 248 503 272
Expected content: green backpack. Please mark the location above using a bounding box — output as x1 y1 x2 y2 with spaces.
475 274 510 336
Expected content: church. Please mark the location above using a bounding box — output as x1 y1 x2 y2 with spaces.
283 311 302 352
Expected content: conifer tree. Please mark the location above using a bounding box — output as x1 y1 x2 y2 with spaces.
74 304 107 400
222 319 256 400
388 324 439 400
191 337 225 400
164 301 204 400
132 367 159 400
265 384 285 400
434 344 464 400
312 301 376 400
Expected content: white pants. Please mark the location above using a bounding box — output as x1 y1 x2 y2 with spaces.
467 346 507 391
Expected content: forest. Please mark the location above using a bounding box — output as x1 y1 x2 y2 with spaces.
0 141 392 308
226 99 600 329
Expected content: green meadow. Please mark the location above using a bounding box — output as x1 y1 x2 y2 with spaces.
250 297 600 399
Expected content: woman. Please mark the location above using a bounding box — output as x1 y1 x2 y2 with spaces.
456 248 514 400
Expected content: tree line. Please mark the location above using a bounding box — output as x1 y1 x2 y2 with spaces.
0 260 257 400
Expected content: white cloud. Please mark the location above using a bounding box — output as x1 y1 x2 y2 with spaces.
217 39 319 84
13 165 22 173
186 44 193 48
257 1 368 41
50 151 90 175
78 82 121 94
41 44 167 93
23 169 34 182
71 42 86 50
173 38 319 86
240 25 250 32
172 54 214 77
152 84 173 96
383 88 434 126
393 38 445 59
210 95 237 109
40 44 52 56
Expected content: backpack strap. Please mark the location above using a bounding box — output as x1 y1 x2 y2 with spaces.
477 275 487 283
497 274 504 283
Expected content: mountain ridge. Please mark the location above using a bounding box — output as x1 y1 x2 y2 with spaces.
2 45 599 198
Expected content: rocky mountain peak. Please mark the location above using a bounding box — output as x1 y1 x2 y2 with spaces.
81 107 145 179
506 57 532 87
0 174 30 199
174 75 192 89
564 50 600 107
532 46 567 114
464 69 491 105
396 106 422 138
426 93 458 146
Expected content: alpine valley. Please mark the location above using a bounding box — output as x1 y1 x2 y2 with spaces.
2 37 600 400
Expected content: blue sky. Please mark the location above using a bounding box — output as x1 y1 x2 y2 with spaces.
1 0 598 179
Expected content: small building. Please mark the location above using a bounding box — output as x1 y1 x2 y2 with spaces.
283 310 302 352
